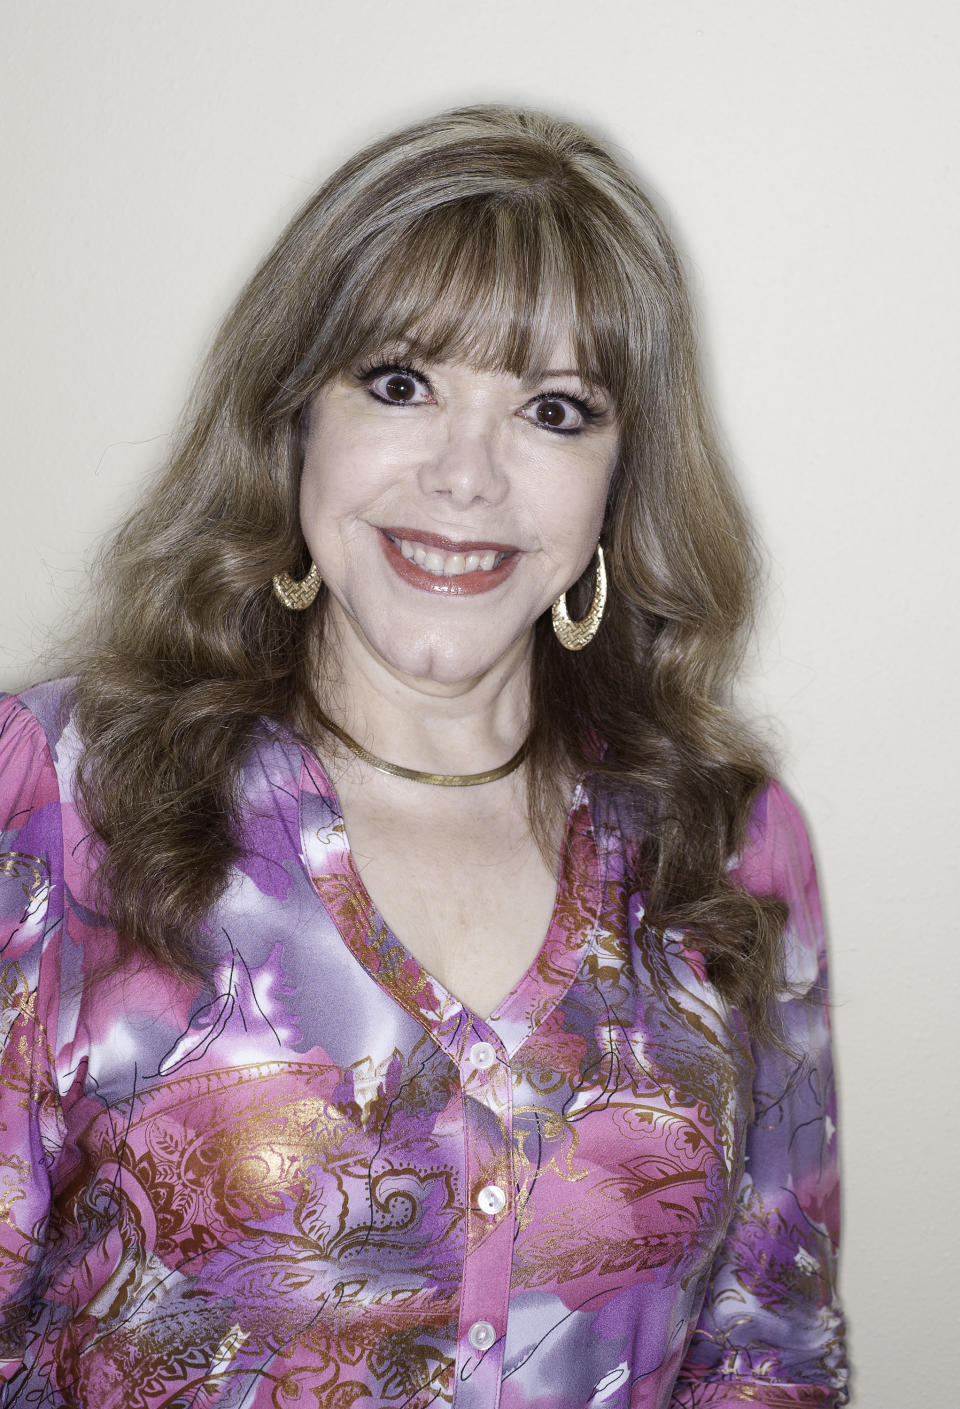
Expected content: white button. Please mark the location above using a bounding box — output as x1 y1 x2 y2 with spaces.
469 1041 496 1070
477 1183 507 1216
467 1319 497 1351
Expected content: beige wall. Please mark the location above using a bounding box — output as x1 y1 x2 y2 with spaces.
2 3 957 1400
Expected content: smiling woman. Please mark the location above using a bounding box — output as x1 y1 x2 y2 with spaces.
0 106 848 1406
298 353 618 686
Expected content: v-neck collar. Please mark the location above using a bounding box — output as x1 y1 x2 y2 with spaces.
296 749 606 1062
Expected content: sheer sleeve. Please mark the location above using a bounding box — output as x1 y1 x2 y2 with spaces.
670 782 849 1407
0 694 67 1386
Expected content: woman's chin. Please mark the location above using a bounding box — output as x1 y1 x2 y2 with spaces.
378 636 524 691
317 584 538 693
340 614 532 692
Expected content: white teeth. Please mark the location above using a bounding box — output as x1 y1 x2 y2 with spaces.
397 537 505 577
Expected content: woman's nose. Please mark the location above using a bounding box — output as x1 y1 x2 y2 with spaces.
416 421 510 509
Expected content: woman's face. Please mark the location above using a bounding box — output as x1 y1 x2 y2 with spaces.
299 341 619 690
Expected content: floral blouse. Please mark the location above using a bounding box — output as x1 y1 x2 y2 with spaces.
0 683 847 1408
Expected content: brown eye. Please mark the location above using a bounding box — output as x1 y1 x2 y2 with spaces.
536 399 569 428
384 373 417 402
363 365 432 406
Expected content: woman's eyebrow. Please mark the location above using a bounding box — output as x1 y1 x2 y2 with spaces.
532 367 611 400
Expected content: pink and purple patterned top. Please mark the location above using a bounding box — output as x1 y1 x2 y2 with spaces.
0 682 847 1408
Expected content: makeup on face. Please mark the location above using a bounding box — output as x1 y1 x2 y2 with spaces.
297 348 618 686
377 526 521 595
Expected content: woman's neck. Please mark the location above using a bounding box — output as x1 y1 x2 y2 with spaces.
312 604 533 779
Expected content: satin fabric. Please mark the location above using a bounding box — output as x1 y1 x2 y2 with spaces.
0 683 847 1407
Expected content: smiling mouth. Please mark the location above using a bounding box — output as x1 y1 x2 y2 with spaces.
378 527 520 595
388 534 507 578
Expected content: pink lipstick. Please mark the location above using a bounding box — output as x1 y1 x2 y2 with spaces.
377 527 521 596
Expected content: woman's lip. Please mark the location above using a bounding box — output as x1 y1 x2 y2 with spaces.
378 530 521 596
378 525 521 554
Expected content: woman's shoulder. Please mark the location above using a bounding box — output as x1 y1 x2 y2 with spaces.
0 676 87 862
1 676 79 769
0 681 79 973
0 678 79 811
732 778 816 896
732 777 827 986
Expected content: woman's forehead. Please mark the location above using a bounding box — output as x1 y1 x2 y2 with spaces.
330 203 626 386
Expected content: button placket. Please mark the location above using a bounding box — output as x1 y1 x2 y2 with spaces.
454 1028 514 1399
462 1034 511 1112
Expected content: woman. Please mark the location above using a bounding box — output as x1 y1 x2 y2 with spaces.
0 106 848 1406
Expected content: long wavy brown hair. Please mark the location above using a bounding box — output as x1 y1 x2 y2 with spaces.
72 105 787 1037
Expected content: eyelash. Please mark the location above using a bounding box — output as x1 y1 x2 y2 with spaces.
355 360 432 400
353 359 604 434
536 388 603 431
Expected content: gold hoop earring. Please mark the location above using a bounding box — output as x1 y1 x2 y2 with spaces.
551 545 607 651
272 563 322 611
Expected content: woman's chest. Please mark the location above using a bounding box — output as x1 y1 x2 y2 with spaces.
332 787 563 1019
59 909 751 1273
47 900 752 1409
350 844 561 1020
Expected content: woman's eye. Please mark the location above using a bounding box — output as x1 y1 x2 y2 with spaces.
366 367 432 406
524 396 585 433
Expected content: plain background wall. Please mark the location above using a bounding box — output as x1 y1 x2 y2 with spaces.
2 2 957 1402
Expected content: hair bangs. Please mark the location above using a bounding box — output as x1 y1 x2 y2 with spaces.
332 195 633 401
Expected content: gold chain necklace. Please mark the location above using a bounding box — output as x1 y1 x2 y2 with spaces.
317 711 528 787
